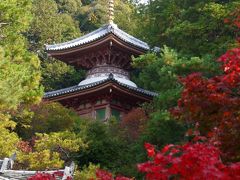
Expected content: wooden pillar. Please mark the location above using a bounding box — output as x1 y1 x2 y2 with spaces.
91 101 96 119
105 88 113 121
105 103 111 121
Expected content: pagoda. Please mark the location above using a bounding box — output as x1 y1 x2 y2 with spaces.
44 0 157 121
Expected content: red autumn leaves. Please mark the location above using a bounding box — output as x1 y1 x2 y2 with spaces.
144 143 156 158
172 47 240 161
95 169 132 180
138 141 240 180
28 171 66 180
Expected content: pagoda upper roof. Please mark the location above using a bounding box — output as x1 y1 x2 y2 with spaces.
45 23 150 52
44 74 157 100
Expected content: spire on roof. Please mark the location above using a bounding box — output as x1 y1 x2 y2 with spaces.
108 0 114 24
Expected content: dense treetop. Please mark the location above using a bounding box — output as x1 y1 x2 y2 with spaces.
136 0 239 57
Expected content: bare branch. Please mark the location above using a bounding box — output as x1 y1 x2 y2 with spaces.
0 23 8 27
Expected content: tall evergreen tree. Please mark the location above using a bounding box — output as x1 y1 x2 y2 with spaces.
78 0 138 35
27 0 84 91
136 0 239 57
28 0 81 51
0 0 42 157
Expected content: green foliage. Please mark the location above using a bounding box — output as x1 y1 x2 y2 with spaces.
141 111 186 149
78 0 138 35
18 102 80 139
26 0 85 91
32 103 77 133
0 0 42 158
18 131 86 170
55 0 82 14
0 119 19 158
136 0 239 57
0 49 37 111
28 0 81 51
73 117 182 177
18 150 63 170
0 0 42 108
74 163 100 179
41 59 85 91
75 119 131 173
0 0 32 38
35 131 85 153
133 46 220 110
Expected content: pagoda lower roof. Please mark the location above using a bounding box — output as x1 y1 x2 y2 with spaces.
45 23 150 52
44 75 158 100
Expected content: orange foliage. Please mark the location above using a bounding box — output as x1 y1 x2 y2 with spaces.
121 108 148 141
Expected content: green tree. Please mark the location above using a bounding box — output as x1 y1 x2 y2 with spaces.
136 0 239 57
17 102 80 139
27 0 85 91
55 0 82 14
140 111 186 150
0 0 42 107
18 131 86 170
0 117 19 158
75 119 131 173
28 0 81 51
0 0 42 157
41 59 85 91
74 163 100 179
78 0 138 35
133 46 219 110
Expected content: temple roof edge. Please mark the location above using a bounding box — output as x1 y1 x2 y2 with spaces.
45 23 150 52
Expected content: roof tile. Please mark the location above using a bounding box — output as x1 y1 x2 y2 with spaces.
45 23 150 51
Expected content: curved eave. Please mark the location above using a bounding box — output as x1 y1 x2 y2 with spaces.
45 23 150 53
44 77 158 102
47 34 146 59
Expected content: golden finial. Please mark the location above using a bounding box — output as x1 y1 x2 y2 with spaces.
108 0 114 24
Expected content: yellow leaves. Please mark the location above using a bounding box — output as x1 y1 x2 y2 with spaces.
0 47 4 59
89 13 98 23
18 150 64 170
35 131 86 152
17 131 86 170
0 119 16 130
0 119 19 158
202 3 227 20
0 112 20 158
0 0 32 34
161 45 178 66
74 163 100 179
0 112 10 122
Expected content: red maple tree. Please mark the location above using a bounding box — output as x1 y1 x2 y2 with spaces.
171 47 240 161
171 8 240 161
138 140 240 180
27 171 66 180
95 169 132 180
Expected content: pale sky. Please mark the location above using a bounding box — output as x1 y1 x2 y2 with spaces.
139 0 148 4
